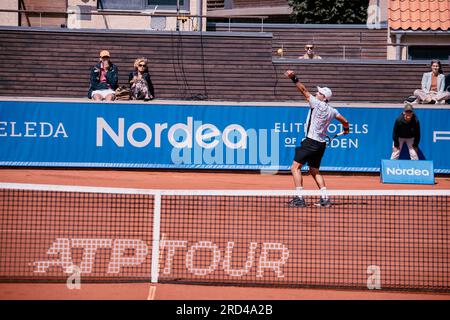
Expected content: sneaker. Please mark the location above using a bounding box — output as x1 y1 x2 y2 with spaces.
287 196 306 208
315 197 332 207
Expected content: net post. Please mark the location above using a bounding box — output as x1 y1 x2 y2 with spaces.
150 191 161 283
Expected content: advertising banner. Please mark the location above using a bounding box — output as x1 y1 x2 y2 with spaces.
0 101 448 173
381 159 435 184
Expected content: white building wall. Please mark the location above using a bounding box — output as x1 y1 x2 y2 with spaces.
67 0 206 31
0 0 19 26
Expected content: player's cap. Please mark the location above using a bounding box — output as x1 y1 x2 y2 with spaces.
99 50 110 58
317 86 332 100
404 103 414 112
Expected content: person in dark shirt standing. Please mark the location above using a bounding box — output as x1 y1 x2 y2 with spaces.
391 103 420 160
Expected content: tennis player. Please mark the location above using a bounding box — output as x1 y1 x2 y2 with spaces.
285 70 349 207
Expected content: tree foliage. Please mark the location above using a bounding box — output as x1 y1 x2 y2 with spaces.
288 0 369 24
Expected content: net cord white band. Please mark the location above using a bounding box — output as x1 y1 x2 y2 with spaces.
0 182 449 197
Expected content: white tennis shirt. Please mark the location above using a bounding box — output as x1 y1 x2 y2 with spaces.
304 95 340 143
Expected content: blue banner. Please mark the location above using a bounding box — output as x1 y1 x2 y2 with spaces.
381 159 435 184
0 100 449 173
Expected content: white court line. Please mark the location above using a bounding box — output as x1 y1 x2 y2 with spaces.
147 285 157 300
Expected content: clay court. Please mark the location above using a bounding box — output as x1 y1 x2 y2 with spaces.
0 168 449 300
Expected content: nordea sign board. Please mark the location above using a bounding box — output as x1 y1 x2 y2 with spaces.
381 160 435 185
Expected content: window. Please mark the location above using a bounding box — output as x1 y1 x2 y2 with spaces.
98 0 143 10
408 46 450 61
98 0 190 11
148 1 189 11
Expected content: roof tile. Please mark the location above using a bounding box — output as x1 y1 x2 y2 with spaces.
390 0 400 11
388 0 450 30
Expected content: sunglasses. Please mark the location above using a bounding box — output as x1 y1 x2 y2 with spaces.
305 47 314 50
138 64 146 67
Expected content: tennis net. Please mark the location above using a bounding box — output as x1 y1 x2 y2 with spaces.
0 183 449 292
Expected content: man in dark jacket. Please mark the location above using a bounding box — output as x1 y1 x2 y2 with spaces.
390 103 420 160
88 50 118 101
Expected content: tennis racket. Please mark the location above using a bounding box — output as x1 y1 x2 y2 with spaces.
325 131 346 145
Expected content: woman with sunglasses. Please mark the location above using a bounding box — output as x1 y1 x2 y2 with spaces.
298 44 322 60
128 57 155 101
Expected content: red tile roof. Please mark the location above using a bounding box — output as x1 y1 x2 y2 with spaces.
389 0 450 30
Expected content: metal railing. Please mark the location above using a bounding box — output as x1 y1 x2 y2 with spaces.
0 8 267 31
274 42 450 61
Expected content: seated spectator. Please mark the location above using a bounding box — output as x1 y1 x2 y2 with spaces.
413 59 450 104
298 44 322 60
446 72 450 90
88 50 118 101
129 58 155 101
446 72 450 103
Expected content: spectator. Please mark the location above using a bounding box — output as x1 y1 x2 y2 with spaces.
88 50 118 101
446 72 450 103
298 44 322 60
413 59 450 104
129 57 155 101
446 72 450 91
391 103 420 161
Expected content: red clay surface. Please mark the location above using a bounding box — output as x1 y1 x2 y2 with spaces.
0 168 449 190
0 168 449 300
1 283 450 300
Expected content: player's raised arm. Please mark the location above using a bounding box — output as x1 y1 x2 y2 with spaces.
336 114 350 134
284 70 311 101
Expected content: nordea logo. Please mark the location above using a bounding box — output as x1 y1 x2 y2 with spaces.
386 167 430 176
381 160 434 185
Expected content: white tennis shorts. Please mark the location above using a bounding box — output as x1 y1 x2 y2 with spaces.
92 89 115 98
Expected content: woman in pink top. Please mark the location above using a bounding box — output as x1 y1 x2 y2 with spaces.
88 50 119 101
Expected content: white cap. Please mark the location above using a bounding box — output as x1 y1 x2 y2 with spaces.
317 86 332 100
